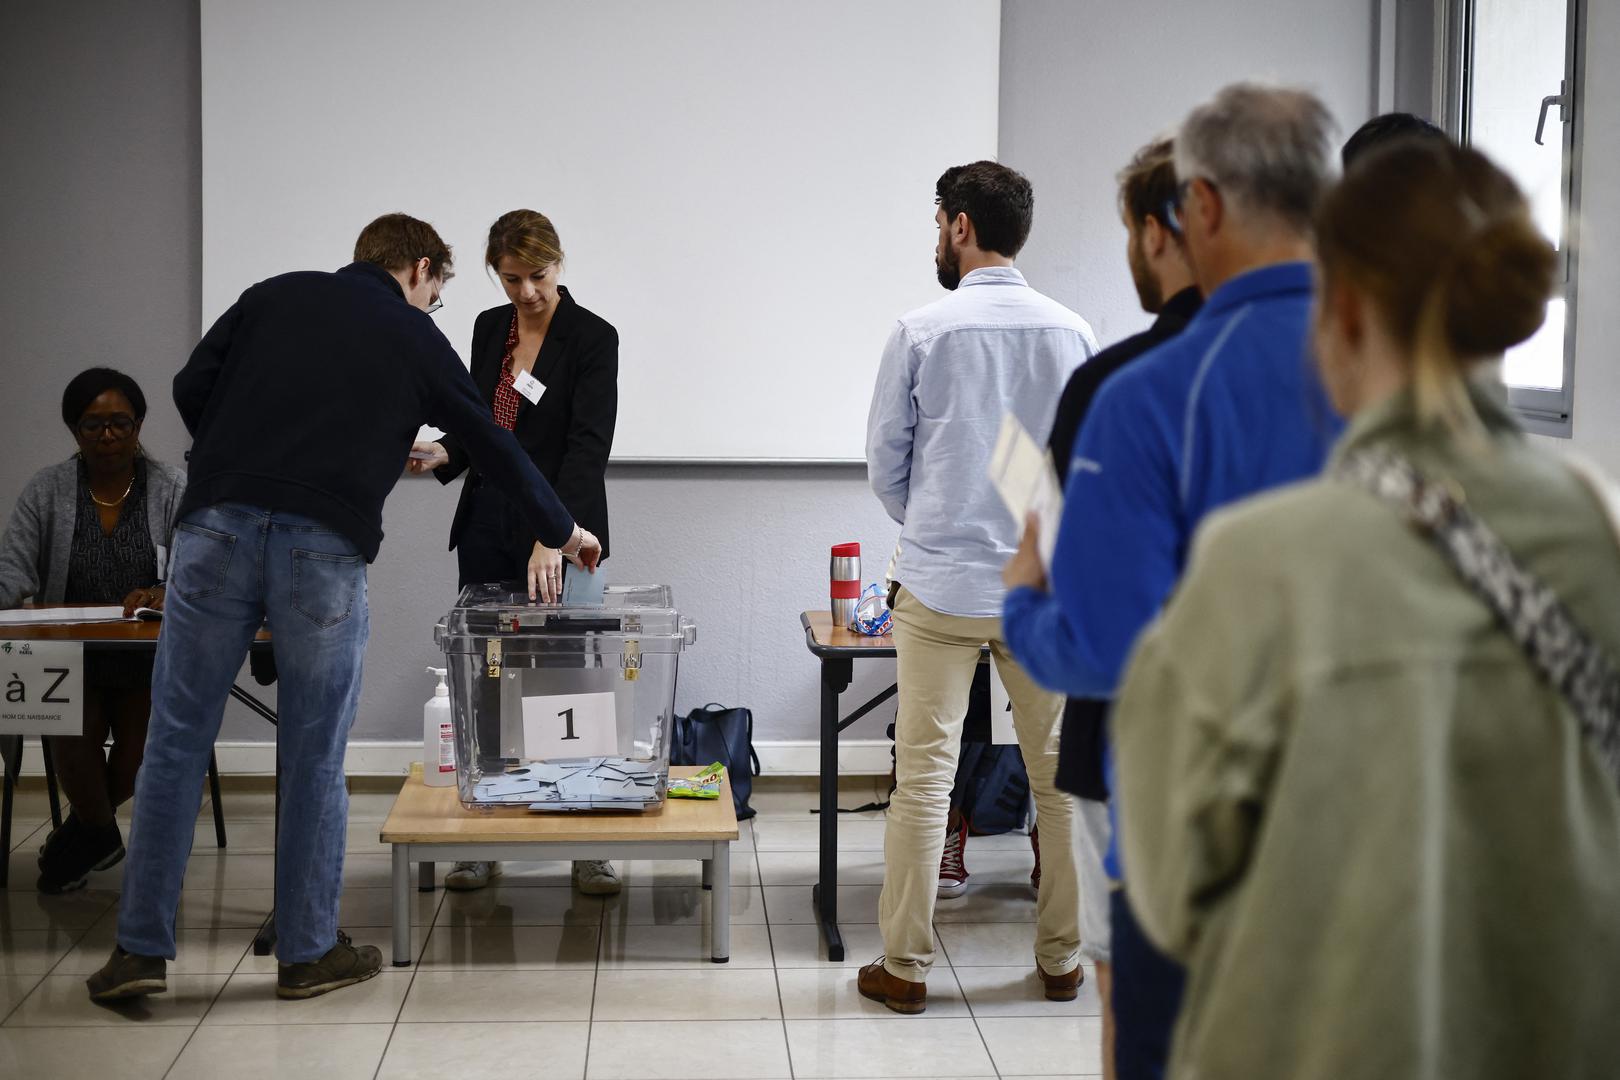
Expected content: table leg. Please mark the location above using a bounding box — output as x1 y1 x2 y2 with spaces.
40 738 62 829
711 840 731 963
701 856 713 891
815 658 852 963
252 911 276 957
393 844 412 966
418 861 435 892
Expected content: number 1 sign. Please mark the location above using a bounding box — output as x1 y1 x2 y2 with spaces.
521 691 618 761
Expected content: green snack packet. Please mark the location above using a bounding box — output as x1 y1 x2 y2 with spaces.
668 762 726 800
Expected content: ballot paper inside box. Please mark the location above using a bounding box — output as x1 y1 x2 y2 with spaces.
435 583 696 812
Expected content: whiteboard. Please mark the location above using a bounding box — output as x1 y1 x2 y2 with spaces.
201 0 1001 461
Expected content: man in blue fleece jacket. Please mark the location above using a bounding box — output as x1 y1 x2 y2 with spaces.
1001 84 1342 1079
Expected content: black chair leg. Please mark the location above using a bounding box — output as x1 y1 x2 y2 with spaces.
208 751 227 848
39 738 62 829
0 734 19 889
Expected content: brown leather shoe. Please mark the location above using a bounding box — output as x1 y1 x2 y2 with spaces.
1036 960 1084 1002
857 957 927 1014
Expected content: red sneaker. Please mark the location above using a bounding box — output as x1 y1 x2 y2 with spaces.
938 815 969 899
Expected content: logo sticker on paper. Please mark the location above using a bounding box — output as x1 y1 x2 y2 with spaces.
522 691 617 760
0 640 84 736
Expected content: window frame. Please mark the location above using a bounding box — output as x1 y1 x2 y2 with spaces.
1435 0 1585 437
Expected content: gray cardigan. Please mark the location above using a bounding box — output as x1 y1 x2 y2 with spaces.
0 455 188 607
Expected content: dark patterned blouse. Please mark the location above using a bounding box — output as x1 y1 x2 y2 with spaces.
63 456 157 604
491 311 524 431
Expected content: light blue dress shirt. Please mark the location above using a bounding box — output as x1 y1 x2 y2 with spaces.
866 266 1097 618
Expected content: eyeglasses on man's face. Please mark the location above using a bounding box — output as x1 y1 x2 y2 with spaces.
77 415 136 439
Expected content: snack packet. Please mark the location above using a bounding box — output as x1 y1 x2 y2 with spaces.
668 762 725 800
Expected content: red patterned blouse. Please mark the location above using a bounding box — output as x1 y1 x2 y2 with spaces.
491 312 523 431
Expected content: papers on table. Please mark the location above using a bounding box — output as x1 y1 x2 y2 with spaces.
988 413 1064 571
0 606 130 627
471 756 663 810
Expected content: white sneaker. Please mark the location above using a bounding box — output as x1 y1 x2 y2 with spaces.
445 861 501 891
571 859 621 896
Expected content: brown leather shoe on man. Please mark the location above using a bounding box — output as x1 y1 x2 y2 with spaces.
277 931 382 1000
86 946 167 1004
1036 960 1084 1001
857 957 927 1014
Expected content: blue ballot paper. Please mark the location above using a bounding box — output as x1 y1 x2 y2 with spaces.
561 565 607 606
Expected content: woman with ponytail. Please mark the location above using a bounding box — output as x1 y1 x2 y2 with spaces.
1110 139 1620 1079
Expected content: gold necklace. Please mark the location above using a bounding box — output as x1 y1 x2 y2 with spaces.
90 476 135 508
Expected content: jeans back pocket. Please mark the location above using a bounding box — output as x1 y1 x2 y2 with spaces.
171 522 236 601
291 549 364 629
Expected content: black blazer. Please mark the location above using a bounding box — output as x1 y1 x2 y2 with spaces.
436 286 618 559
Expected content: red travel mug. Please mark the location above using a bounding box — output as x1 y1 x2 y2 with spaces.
830 542 862 629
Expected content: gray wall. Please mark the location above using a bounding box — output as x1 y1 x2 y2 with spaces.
0 0 904 751
0 0 199 469
4 0 1450 758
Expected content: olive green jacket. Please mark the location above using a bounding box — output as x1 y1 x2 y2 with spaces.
1115 382 1620 1080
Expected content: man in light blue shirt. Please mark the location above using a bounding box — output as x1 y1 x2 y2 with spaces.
860 160 1097 1015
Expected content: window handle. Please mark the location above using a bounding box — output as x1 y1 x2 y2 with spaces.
1536 80 1568 146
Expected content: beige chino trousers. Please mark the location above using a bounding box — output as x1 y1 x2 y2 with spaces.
879 587 1081 983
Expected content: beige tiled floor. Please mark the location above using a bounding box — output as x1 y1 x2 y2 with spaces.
0 781 1101 1078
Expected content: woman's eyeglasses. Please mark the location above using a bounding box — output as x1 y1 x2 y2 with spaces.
77 416 136 438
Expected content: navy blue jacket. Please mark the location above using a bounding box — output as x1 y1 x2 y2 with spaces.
1047 286 1203 801
175 262 575 561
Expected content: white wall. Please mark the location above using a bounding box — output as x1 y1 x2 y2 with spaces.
999 0 1377 344
240 0 1380 755
3 0 1392 768
201 0 1000 463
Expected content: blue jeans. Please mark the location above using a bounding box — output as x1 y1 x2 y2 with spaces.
117 503 368 964
1110 887 1187 1080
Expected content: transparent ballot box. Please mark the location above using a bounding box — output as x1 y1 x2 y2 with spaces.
434 583 696 812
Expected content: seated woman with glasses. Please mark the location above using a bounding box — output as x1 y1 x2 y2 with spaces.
0 368 187 893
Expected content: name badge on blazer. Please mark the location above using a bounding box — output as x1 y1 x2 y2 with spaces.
513 369 545 405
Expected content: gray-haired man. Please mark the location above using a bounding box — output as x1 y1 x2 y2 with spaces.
999 83 1342 1078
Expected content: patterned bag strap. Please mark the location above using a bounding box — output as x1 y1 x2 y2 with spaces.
1339 446 1620 787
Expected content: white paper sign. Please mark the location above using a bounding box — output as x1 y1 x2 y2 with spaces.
0 640 84 736
988 657 1016 745
513 369 545 404
988 413 1065 570
521 691 618 761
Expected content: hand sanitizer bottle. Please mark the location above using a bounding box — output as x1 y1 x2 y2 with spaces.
423 667 456 787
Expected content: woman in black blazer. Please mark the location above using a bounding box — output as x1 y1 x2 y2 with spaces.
409 209 620 894
412 209 617 596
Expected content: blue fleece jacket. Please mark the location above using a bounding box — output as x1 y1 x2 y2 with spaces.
1002 262 1342 877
